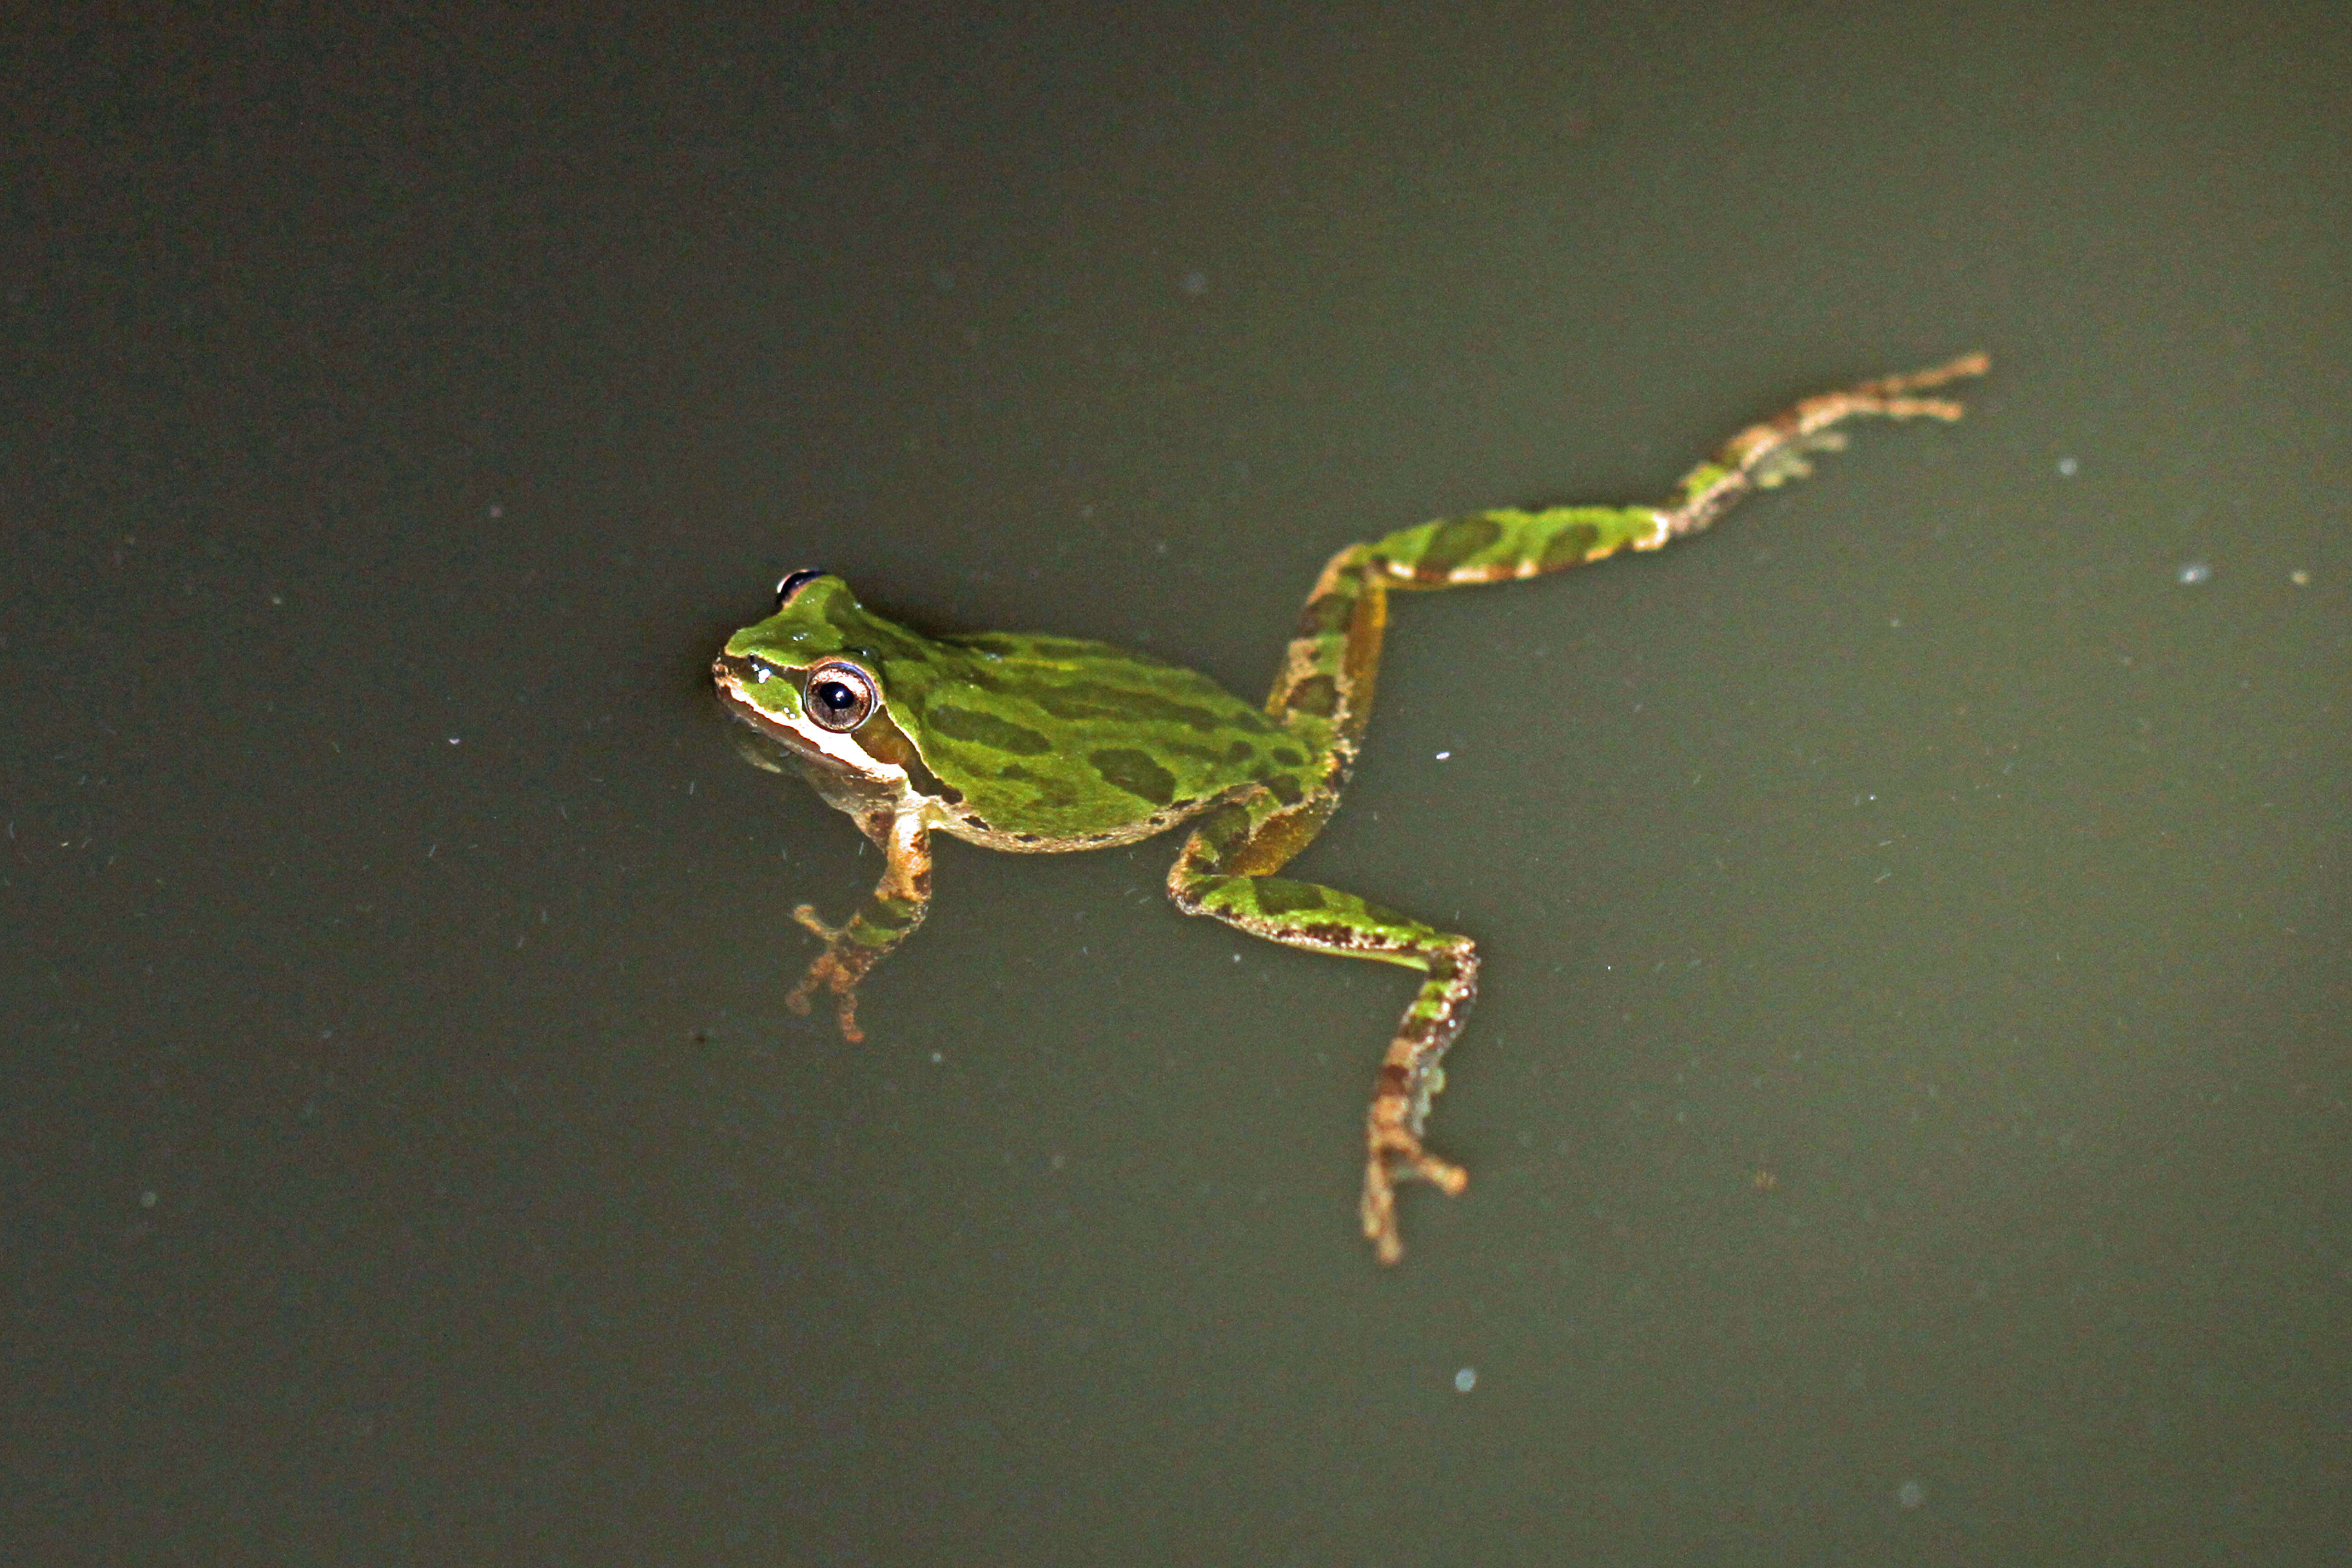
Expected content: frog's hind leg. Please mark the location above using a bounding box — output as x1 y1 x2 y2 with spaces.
1285 353 1991 626
1198 353 1989 1261
1168 788 1479 1264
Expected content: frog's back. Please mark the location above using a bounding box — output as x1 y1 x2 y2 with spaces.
891 630 1312 848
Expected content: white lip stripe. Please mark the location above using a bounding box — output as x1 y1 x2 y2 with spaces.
715 675 908 783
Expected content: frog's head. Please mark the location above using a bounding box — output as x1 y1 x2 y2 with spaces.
711 568 939 794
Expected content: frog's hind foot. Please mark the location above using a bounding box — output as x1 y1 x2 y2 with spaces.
1361 1124 1468 1266
1352 941 1480 1263
1851 350 1992 403
1361 1024 1471 1264
1660 351 1989 542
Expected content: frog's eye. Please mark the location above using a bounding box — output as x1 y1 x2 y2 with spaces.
775 568 829 608
802 660 878 732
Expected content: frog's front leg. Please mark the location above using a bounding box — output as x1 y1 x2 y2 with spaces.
787 806 931 1044
1168 790 1478 1264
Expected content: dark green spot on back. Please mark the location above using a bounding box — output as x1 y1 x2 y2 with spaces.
1089 747 1178 807
925 704 1053 755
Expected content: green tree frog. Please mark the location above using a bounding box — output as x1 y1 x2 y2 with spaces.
714 354 1988 1263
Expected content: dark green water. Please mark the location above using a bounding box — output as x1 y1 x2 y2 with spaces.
7 6 2347 1563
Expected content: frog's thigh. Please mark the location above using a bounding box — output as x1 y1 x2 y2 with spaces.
1172 868 1443 963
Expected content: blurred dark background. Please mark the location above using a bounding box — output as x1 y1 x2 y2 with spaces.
5 5 2347 1563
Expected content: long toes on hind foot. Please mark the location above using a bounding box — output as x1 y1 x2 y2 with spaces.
1418 1154 1468 1195
1361 1184 1404 1265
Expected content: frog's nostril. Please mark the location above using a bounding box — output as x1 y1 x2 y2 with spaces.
730 653 786 685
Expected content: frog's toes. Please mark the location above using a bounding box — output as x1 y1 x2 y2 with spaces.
791 902 845 942
1360 1128 1468 1264
786 949 868 1044
1753 429 1855 490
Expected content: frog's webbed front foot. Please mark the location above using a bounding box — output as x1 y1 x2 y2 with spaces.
785 903 872 1043
782 813 934 1045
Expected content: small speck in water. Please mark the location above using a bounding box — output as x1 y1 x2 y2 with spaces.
1454 1367 1477 1393
1896 1479 1926 1509
1434 750 1452 760
2176 561 2213 586
1179 270 1209 296
2291 569 2311 586
2056 457 2078 476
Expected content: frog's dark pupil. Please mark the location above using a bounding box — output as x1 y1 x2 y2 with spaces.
814 681 857 715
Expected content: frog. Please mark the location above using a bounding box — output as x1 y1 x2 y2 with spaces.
712 353 1988 1263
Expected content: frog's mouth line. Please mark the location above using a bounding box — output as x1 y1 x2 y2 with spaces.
712 655 907 784
711 660 815 752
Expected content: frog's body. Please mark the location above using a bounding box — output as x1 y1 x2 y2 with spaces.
715 354 1987 1263
725 616 1305 850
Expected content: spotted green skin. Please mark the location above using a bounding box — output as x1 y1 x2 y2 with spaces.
713 354 1987 1263
724 582 1314 846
